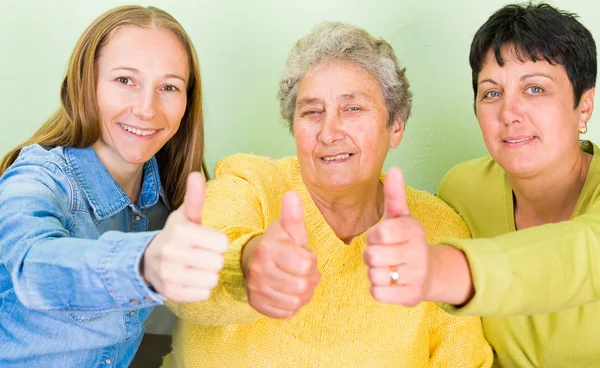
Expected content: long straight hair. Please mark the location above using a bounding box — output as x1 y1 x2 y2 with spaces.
0 5 208 208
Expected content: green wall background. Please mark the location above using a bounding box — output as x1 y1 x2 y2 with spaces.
1 0 598 193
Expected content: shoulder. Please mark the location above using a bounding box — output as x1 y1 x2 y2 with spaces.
208 154 297 201
10 144 69 171
213 154 296 185
438 156 503 204
0 145 75 214
2 144 72 185
404 185 471 242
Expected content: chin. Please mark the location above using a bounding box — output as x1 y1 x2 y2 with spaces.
120 151 155 166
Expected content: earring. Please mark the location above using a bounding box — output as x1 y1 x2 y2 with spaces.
579 121 588 135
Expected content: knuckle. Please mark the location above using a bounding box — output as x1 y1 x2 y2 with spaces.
197 288 211 301
247 262 264 277
294 278 308 293
207 273 220 288
288 296 302 310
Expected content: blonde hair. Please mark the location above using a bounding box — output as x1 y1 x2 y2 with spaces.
0 5 208 208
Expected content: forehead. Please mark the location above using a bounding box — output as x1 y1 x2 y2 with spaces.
479 46 568 81
297 60 383 101
97 25 189 76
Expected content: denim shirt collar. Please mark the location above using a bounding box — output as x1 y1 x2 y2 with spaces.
65 146 169 220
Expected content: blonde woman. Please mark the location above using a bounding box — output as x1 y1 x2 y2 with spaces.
0 6 227 367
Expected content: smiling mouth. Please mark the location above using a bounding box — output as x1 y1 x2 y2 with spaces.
321 153 353 162
118 123 159 137
503 136 535 143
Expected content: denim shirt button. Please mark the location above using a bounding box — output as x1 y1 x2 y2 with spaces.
134 215 142 221
104 358 111 365
129 310 135 316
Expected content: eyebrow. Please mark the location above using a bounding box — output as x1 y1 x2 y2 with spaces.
478 73 555 86
521 73 554 82
296 91 372 108
478 78 498 86
109 67 187 84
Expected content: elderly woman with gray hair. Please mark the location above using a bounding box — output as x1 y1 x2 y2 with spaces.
164 22 492 367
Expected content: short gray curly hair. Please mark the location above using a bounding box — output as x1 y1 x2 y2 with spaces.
278 21 412 131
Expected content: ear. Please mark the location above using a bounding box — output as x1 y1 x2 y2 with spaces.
578 88 595 130
388 117 405 149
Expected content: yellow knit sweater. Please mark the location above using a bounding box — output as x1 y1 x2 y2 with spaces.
164 154 492 368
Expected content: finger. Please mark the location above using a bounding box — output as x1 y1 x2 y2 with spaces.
252 265 313 295
383 167 409 219
280 191 308 247
366 216 423 245
169 223 230 253
160 265 220 289
162 248 225 272
161 284 211 302
251 302 298 319
367 265 426 287
363 244 414 267
182 172 206 224
273 244 318 276
249 286 305 312
370 285 425 307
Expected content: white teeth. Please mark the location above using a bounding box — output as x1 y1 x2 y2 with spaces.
505 137 534 143
119 123 157 136
323 153 350 162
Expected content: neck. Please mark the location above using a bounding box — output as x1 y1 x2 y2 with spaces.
308 178 384 244
92 142 144 204
510 150 592 230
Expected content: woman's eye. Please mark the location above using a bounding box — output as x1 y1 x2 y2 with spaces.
347 106 360 111
163 85 179 92
527 86 543 94
304 110 320 116
117 77 133 85
484 90 501 99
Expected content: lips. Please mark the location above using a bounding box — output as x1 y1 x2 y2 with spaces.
118 123 160 137
321 153 353 162
502 136 535 143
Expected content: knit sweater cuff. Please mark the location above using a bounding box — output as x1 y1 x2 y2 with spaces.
437 237 512 316
221 229 264 303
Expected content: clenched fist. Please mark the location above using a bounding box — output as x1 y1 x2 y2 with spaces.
363 167 432 307
142 172 229 302
242 191 321 318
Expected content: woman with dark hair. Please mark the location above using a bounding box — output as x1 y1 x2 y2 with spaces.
363 3 600 367
0 5 227 367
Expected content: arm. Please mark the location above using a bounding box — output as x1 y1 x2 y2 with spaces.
167 158 275 325
437 204 600 316
428 305 493 367
0 161 162 311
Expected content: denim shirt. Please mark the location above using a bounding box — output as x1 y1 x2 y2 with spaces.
0 144 169 367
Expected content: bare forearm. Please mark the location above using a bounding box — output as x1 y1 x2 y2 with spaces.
426 244 474 306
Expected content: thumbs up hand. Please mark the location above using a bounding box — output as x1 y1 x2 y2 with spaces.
241 191 320 319
363 167 432 307
142 172 229 302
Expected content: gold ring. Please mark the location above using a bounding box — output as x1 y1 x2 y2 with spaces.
389 266 399 285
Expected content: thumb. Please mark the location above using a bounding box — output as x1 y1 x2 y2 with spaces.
181 171 206 224
280 191 308 247
383 167 410 219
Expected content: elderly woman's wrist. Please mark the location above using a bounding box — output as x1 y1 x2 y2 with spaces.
427 244 475 306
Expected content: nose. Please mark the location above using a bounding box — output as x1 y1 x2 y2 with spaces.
318 111 344 144
500 92 524 125
131 88 156 121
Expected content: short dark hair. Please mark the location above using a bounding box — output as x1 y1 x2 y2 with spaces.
470 2 597 108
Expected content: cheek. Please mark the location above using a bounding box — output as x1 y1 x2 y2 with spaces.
293 124 318 157
476 109 497 139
